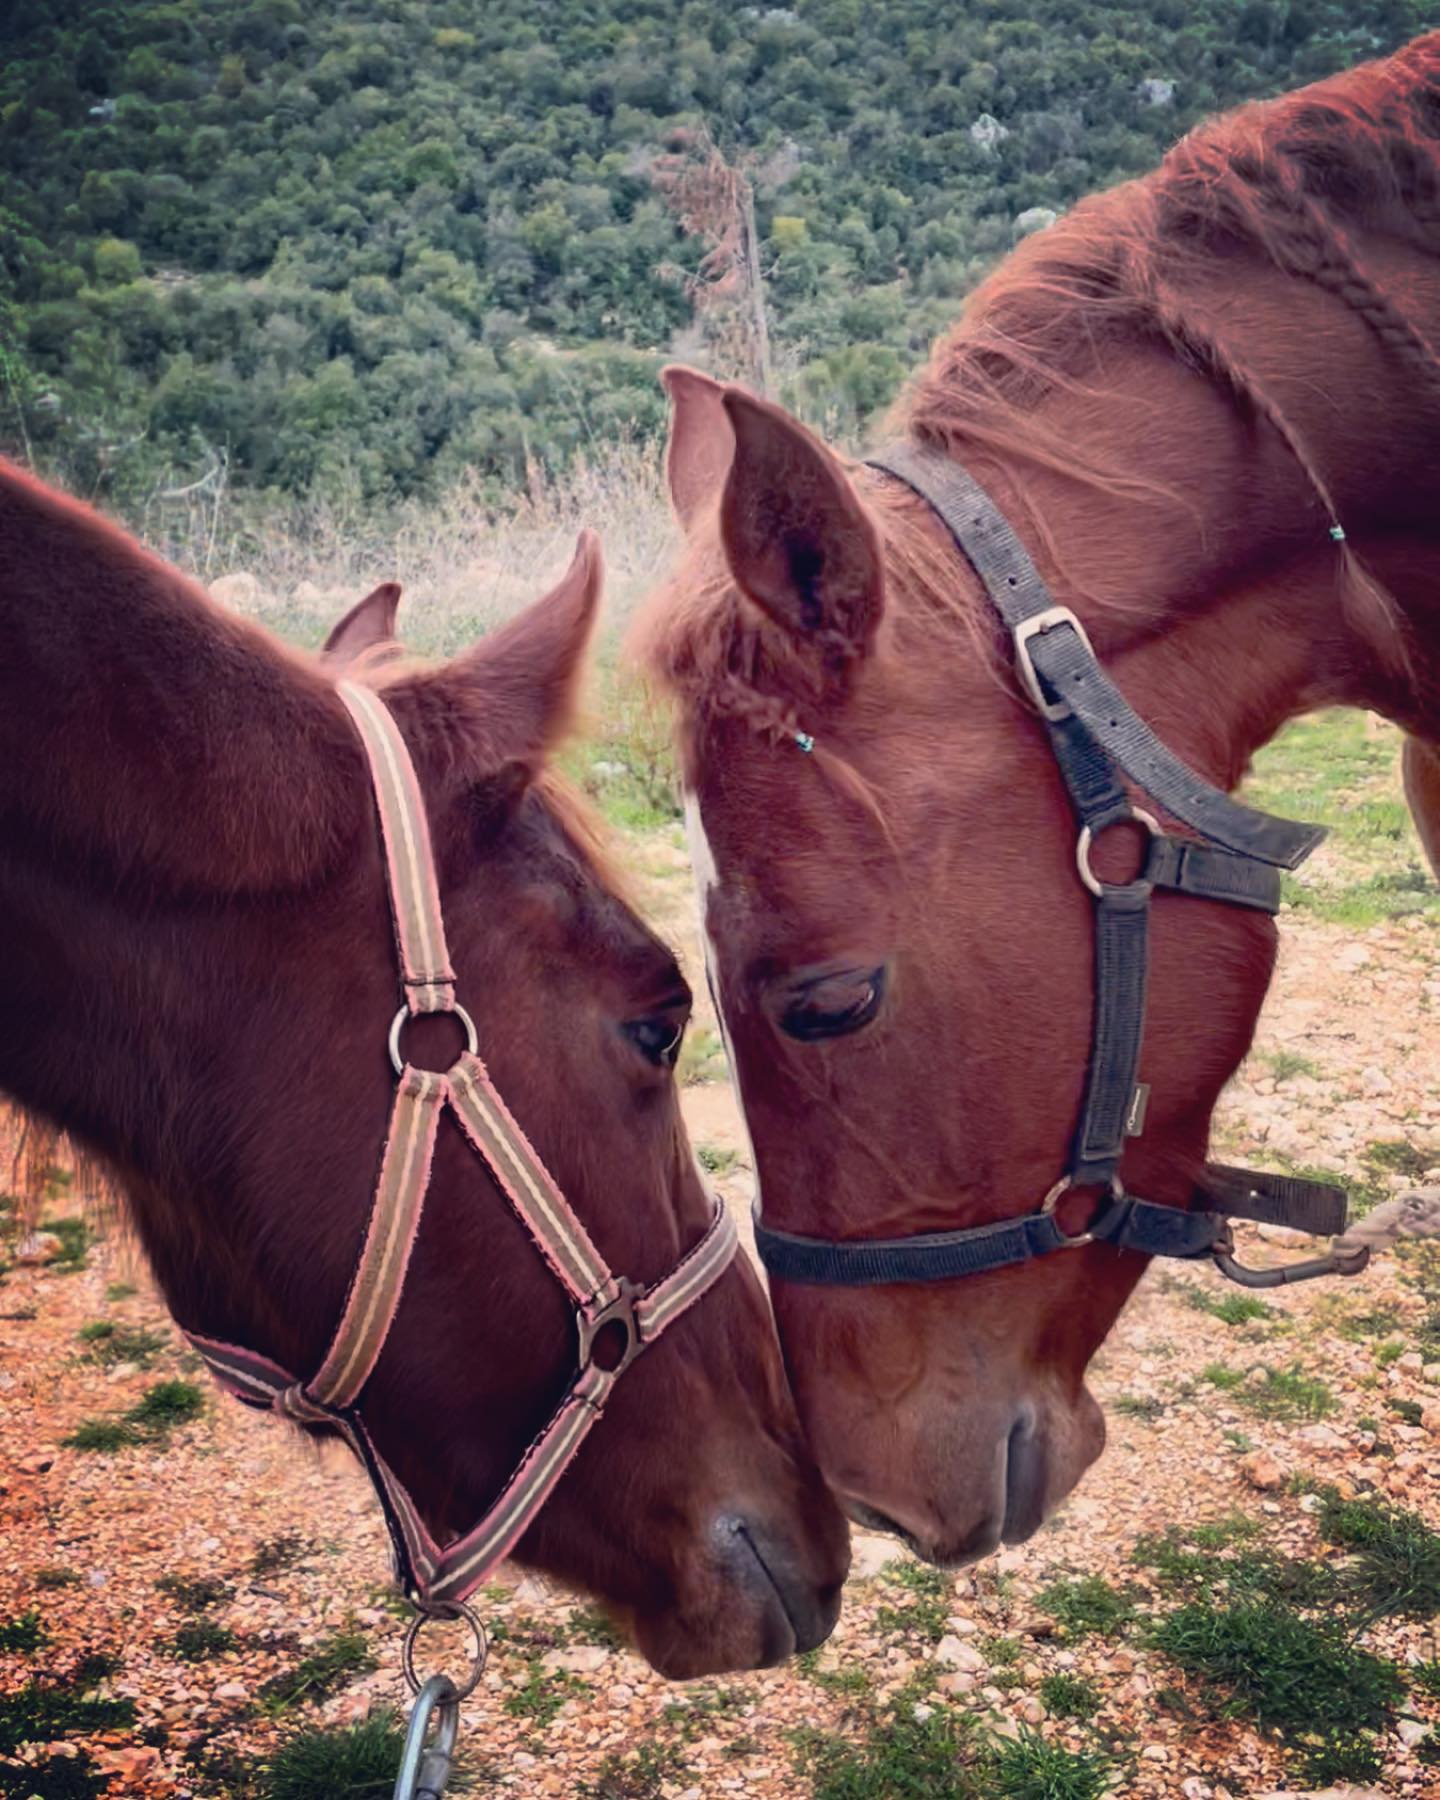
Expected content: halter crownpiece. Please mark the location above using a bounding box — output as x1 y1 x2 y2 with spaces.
186 676 737 1606
751 442 1368 1293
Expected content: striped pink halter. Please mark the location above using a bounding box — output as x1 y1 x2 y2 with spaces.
187 677 737 1606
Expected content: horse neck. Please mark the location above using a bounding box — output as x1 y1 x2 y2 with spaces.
936 246 1440 779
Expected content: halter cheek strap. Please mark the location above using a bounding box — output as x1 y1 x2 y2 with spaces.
187 678 736 1606
751 444 1368 1292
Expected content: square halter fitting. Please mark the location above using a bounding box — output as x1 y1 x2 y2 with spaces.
1012 605 1096 721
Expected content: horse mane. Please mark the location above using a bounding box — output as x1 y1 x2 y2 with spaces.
636 33 1440 731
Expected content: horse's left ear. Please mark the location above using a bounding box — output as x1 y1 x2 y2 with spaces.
720 391 885 659
423 531 603 777
323 581 401 666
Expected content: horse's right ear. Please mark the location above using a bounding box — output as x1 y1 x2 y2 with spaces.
719 391 885 661
662 365 735 530
323 582 401 666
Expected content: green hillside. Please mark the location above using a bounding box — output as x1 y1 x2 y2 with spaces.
0 0 1433 508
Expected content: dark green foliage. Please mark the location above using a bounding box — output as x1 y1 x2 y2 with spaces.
1 2 1431 507
1184 1288 1274 1326
167 1619 237 1661
258 1627 374 1714
157 1573 232 1612
77 1319 166 1367
64 1377 204 1450
33 1569 80 1590
1294 1733 1385 1787
1037 1575 1136 1639
1414 1660 1440 1697
876 1561 952 1642
578 1742 690 1799
1202 1363 1335 1420
566 1603 626 1650
0 1614 44 1654
795 1701 975 1800
1037 1672 1101 1720
261 1712 405 1800
989 1732 1112 1800
502 1660 585 1727
0 1750 105 1800
1315 1487 1440 1619
251 1533 308 1576
1152 1599 1403 1737
38 1217 91 1272
0 1683 135 1756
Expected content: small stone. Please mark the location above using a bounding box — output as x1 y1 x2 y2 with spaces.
1398 1351 1424 1372
937 1670 977 1696
935 1637 986 1673
13 1231 62 1266
1018 1697 1045 1725
848 1533 894 1580
1296 1423 1347 1451
911 1703 934 1723
1360 1065 1393 1096
212 1681 247 1702
945 1615 979 1636
1398 1717 1431 1749
95 1747 159 1781
541 1646 608 1675
1240 1450 1286 1491
1141 1744 1170 1763
1181 1781 1211 1800
1423 1362 1440 1383
17 1452 53 1475
1420 1404 1440 1437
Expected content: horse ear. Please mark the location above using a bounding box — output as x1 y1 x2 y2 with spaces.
719 391 884 657
322 581 401 666
429 531 603 775
662 364 734 529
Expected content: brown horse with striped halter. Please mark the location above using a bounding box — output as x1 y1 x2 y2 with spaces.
639 33 1440 1565
0 461 848 1674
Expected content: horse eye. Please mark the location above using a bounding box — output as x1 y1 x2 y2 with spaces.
780 966 887 1041
623 1014 686 1068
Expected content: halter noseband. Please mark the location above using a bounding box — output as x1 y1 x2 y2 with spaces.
751 444 1369 1293
186 677 737 1606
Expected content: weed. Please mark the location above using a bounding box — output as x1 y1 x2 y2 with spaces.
662 1685 748 1738
502 1660 585 1727
251 1534 308 1577
62 1419 135 1452
566 1604 626 1650
1332 1301 1404 1341
167 1620 237 1662
1204 1363 1335 1420
795 1700 975 1800
70 1653 120 1688
876 1562 951 1643
104 1282 137 1302
1152 1599 1402 1737
39 1216 91 1272
1221 1428 1254 1452
1315 1487 1440 1619
1202 1363 1245 1391
1389 1397 1424 1426
64 1379 205 1452
1112 1394 1165 1420
1294 1732 1385 1787
34 1568 80 1590
1363 1138 1437 1181
1038 1672 1101 1720
579 1741 690 1800
695 1144 739 1176
157 1573 232 1613
0 1683 135 1755
1187 1290 1274 1327
262 1711 406 1800
797 1648 872 1697
1414 1661 1440 1699
677 1025 725 1086
1375 1339 1406 1366
1037 1575 1136 1640
989 1731 1112 1800
0 1613 44 1654
1267 1049 1322 1083
76 1320 166 1368
259 1628 373 1714
1189 1513 1262 1549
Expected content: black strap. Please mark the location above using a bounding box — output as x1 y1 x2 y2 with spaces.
1200 1163 1348 1236
865 445 1324 870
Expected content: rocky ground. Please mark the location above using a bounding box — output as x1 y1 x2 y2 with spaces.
4 713 1440 1800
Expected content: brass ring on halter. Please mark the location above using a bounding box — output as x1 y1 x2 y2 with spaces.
401 1600 489 1702
388 1003 479 1078
1075 808 1161 899
1040 1175 1125 1248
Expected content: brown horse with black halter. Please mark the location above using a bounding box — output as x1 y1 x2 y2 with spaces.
639 33 1440 1566
0 460 848 1674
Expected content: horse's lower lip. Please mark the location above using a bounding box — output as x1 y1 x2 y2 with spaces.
717 1516 837 1664
1002 1412 1047 1542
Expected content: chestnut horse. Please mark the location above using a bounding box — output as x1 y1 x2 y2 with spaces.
0 461 847 1675
639 34 1440 1565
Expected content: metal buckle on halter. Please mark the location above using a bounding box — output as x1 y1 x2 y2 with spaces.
575 1279 644 1379
1075 808 1162 898
388 1003 479 1077
1041 1175 1127 1248
1209 1218 1372 1289
1013 606 1096 721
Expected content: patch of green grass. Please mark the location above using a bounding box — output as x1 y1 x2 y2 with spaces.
1413 1661 1440 1698
1152 1599 1403 1739
1363 1139 1437 1182
1333 1302 1405 1341
70 1653 120 1688
64 1378 205 1452
1316 1487 1440 1619
502 1660 585 1728
1186 1289 1275 1326
1389 1396 1424 1426
76 1319 166 1368
795 1700 976 1800
166 1620 237 1662
1203 1362 1335 1420
258 1628 373 1716
1375 1339 1407 1367
566 1604 626 1650
1294 1733 1386 1787
578 1741 690 1800
251 1534 308 1577
1038 1673 1101 1721
989 1731 1112 1800
1037 1575 1136 1640
662 1685 749 1739
1188 1513 1262 1550
695 1144 739 1176
1111 1393 1165 1420
34 1568 80 1590
876 1562 952 1643
0 1684 135 1756
1266 1050 1322 1083
157 1573 231 1613
38 1216 92 1272
797 1648 873 1697
0 1613 45 1654
104 1282 137 1302
261 1711 406 1800
0 1750 106 1800
677 1025 726 1086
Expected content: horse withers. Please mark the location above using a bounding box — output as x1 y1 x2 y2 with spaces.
639 34 1440 1565
0 461 848 1675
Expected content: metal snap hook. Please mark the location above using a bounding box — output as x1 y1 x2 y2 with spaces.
393 1674 460 1800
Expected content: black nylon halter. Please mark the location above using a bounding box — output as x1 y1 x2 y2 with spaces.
750 443 1369 1292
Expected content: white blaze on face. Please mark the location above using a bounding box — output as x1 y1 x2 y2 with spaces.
683 792 760 1192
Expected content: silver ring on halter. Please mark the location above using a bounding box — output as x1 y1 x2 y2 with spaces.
1040 1175 1125 1248
401 1600 489 1702
388 1003 479 1077
1075 809 1161 899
